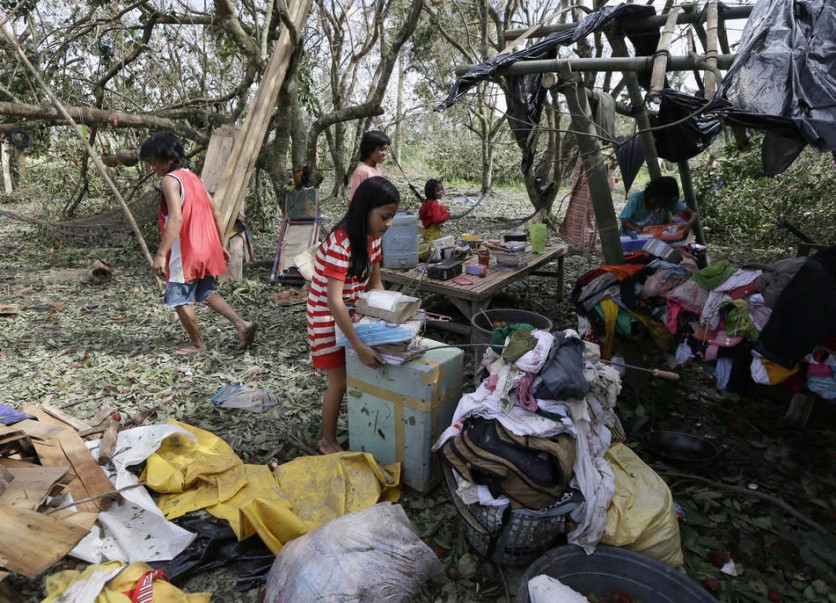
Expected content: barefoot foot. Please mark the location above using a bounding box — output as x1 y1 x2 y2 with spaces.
174 343 206 356
318 439 344 455
238 322 257 349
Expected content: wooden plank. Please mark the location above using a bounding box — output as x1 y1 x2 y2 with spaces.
200 124 240 196
24 407 114 512
42 403 90 431
85 405 118 428
0 466 69 510
214 0 313 243
13 418 65 441
0 503 90 578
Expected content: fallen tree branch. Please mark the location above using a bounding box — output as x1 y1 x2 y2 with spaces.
659 470 832 535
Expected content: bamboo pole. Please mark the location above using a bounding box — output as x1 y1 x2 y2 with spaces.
214 0 312 244
0 24 162 288
455 53 734 76
557 61 623 265
677 160 707 250
649 8 682 94
703 0 721 100
607 33 662 180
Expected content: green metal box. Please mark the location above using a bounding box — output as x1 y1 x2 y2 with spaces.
346 337 464 493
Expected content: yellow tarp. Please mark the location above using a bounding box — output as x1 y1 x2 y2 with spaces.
42 561 210 603
145 421 400 554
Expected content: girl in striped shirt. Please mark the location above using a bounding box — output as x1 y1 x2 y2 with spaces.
306 177 401 454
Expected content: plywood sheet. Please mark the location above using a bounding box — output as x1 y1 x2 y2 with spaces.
24 407 114 512
0 466 69 510
0 503 89 578
201 124 241 197
13 418 65 441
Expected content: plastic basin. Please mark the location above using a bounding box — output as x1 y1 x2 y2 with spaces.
516 545 715 603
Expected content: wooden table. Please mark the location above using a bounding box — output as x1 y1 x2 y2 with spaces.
380 243 569 336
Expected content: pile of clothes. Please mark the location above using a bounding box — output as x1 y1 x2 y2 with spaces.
433 327 624 552
571 246 836 398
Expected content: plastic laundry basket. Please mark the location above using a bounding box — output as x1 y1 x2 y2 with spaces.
442 463 578 567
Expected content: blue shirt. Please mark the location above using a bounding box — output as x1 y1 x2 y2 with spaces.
619 190 687 234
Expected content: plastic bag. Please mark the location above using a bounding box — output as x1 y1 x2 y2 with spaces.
600 443 684 569
210 384 278 413
264 502 441 603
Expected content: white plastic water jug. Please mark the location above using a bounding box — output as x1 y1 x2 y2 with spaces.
382 211 419 269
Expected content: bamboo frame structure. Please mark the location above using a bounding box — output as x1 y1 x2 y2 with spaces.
451 5 753 264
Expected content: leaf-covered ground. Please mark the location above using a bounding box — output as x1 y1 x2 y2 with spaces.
1 186 834 602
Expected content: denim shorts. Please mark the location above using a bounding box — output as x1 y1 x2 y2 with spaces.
164 276 217 308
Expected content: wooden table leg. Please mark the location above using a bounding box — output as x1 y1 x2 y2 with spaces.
556 254 565 301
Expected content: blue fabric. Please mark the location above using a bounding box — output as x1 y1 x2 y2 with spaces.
164 276 216 307
619 190 687 234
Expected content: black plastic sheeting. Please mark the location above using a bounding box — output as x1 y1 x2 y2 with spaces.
436 4 657 175
151 515 275 592
438 0 836 178
652 0 836 175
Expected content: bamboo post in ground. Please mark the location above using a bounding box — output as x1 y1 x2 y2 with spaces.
649 7 682 94
0 24 162 288
677 160 707 249
214 0 312 244
703 0 721 100
557 61 623 265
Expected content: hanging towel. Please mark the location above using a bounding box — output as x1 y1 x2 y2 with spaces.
559 160 598 255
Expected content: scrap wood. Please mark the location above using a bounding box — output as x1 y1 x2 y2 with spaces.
41 402 91 432
0 304 19 317
0 503 90 578
0 465 12 496
0 466 69 510
0 425 26 446
12 418 65 441
86 405 118 428
96 417 119 466
24 406 117 512
40 259 113 286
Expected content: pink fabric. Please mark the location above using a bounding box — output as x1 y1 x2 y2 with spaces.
516 373 538 412
347 163 383 202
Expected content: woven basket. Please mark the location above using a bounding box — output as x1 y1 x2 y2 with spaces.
442 463 579 567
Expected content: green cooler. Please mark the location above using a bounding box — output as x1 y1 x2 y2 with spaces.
346 337 464 493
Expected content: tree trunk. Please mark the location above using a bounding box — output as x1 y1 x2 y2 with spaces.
394 54 405 163
1 143 13 194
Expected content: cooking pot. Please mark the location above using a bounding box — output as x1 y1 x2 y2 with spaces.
642 237 683 263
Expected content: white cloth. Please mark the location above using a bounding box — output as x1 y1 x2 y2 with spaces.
528 574 588 603
73 425 197 564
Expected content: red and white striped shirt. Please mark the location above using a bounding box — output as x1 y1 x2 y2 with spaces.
306 229 382 360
